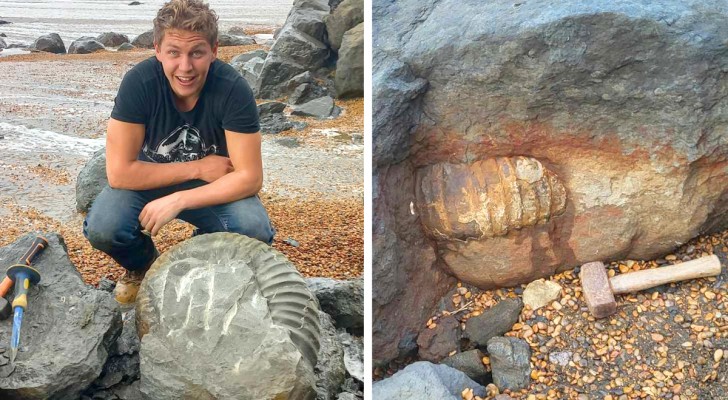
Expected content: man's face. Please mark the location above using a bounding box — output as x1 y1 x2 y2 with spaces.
155 29 218 106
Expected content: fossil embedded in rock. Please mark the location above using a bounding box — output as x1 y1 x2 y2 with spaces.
415 157 566 240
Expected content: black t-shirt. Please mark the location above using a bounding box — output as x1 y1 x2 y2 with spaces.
111 57 259 163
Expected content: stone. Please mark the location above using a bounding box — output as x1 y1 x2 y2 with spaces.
549 351 572 367
372 362 486 399
335 23 364 98
218 33 255 47
238 56 265 85
416 316 460 362
96 32 129 47
306 277 363 334
464 299 522 348
30 33 66 54
289 83 328 105
314 312 346 400
117 43 134 51
76 148 108 213
337 330 363 382
68 36 105 54
487 337 531 391
258 101 287 116
325 0 363 51
259 114 307 134
230 49 267 69
292 96 336 119
276 137 301 148
0 233 121 399
131 30 153 48
0 20 11 25
253 33 275 46
0 37 5 49
522 279 563 310
373 0 728 365
136 233 320 399
129 1 141 5
441 349 489 384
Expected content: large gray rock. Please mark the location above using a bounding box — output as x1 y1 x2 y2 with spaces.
416 315 460 363
136 233 321 400
314 312 346 400
218 33 255 46
231 49 268 70
337 331 363 382
306 277 363 334
325 0 363 51
292 96 337 119
76 148 108 213
463 299 523 349
131 30 154 49
0 38 6 49
96 32 129 47
335 23 363 98
487 337 531 391
289 83 329 105
118 42 134 51
372 362 486 400
239 56 266 85
373 0 728 364
68 36 105 54
255 0 331 99
30 33 66 54
0 233 121 399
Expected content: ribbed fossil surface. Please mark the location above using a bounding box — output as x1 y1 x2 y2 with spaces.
415 157 567 240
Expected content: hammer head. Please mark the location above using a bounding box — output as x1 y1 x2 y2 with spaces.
580 261 616 319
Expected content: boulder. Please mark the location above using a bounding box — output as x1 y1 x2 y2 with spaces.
373 0 728 364
260 114 307 134
0 38 5 49
238 56 265 85
335 23 364 98
463 299 522 349
291 96 337 119
337 331 363 382
255 0 331 99
0 233 121 399
96 32 129 47
372 362 486 400
289 83 328 105
441 349 489 384
30 33 66 54
117 43 134 51
522 279 562 310
258 101 287 115
306 277 363 334
230 49 268 69
68 36 104 54
0 20 11 25
314 312 346 400
487 337 531 391
131 30 153 48
253 33 275 46
218 33 255 47
76 148 108 213
136 233 321 400
416 315 460 362
325 0 363 51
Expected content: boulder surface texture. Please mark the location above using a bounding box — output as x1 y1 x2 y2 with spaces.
131 31 154 48
373 0 728 364
76 148 108 213
0 233 121 399
68 37 104 55
372 362 486 399
335 23 364 98
136 233 321 400
30 33 66 54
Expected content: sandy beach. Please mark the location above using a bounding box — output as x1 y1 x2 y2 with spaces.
0 44 363 285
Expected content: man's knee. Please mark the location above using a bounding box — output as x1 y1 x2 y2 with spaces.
84 204 137 251
226 211 275 244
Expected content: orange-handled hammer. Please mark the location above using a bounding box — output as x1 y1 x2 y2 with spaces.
0 236 48 319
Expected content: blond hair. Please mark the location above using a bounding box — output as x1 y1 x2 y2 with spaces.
153 0 219 47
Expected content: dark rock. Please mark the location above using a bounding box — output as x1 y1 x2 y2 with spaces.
416 316 460 362
97 278 115 292
0 33 5 37
0 37 5 49
258 101 287 115
372 362 486 399
128 1 141 5
227 26 248 36
464 299 523 349
30 33 66 54
291 96 337 119
117 42 134 51
0 233 121 399
329 0 345 12
7 43 27 49
218 33 255 47
110 309 140 356
259 113 307 134
68 36 105 54
314 312 346 400
96 32 129 47
441 349 489 384
230 49 267 69
335 23 363 98
487 337 531 391
131 30 153 49
337 331 363 382
237 56 265 86
0 20 11 25
306 277 363 334
325 0 363 51
276 137 301 148
136 233 320 399
289 83 328 105
76 148 108 213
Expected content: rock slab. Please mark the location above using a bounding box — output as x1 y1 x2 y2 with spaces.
76 148 108 213
335 23 364 98
372 362 486 399
464 298 523 349
487 337 531 391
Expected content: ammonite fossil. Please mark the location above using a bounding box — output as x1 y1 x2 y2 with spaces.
415 157 567 240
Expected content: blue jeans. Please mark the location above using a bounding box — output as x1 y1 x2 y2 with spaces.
83 180 275 271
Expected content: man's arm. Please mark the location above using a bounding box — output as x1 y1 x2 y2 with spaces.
106 118 233 190
138 130 263 235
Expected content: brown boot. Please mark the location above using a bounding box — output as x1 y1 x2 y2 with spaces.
114 267 149 304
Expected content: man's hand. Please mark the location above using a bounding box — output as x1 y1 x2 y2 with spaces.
196 154 234 183
139 193 184 236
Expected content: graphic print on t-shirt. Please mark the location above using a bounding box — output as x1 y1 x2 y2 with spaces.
142 123 217 162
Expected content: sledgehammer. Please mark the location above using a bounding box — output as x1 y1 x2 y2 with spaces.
0 236 48 319
580 254 722 319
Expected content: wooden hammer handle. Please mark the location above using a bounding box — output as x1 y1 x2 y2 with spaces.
610 254 722 295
